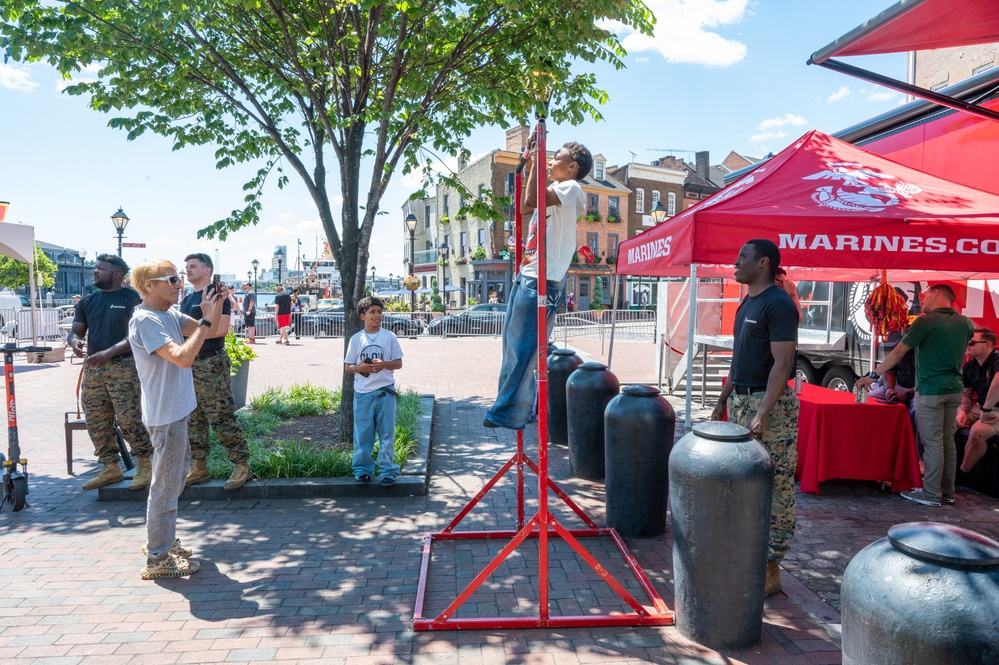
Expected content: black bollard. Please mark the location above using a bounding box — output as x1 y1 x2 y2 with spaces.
566 362 619 480
842 522 999 665
670 421 773 650
547 349 583 446
605 385 675 537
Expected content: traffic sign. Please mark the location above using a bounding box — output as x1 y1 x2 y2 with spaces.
122 243 146 248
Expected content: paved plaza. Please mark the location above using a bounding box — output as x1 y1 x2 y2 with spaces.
2 334 998 664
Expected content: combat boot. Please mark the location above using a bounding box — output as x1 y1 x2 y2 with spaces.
82 463 124 490
185 458 211 487
129 456 152 490
224 462 252 491
765 560 782 597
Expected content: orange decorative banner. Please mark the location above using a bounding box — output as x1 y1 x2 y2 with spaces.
0 201 9 222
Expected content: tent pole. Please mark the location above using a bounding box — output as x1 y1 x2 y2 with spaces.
27 261 38 347
607 274 620 370
685 265 697 432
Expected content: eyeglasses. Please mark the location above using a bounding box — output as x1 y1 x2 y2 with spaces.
149 275 181 285
968 340 988 346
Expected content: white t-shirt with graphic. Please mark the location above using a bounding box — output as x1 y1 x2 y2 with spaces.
520 178 586 283
344 327 404 394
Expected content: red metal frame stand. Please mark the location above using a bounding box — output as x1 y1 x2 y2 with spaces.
414 116 674 630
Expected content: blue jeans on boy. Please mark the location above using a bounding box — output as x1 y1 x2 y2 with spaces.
486 274 564 430
353 388 401 479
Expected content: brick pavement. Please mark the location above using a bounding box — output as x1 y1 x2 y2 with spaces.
2 335 997 664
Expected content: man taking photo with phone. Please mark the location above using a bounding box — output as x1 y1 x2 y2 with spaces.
180 253 251 491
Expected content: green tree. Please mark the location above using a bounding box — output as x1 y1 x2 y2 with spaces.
2 0 652 438
0 244 58 290
590 275 604 309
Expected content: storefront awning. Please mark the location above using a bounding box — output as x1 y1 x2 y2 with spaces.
808 0 999 125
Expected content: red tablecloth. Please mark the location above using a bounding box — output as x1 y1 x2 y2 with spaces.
794 382 922 494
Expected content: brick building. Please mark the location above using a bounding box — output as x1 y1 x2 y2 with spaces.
909 43 998 91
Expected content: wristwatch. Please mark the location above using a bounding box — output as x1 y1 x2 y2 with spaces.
867 371 878 379
197 318 212 328
982 406 994 413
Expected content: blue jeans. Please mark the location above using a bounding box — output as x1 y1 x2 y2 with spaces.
486 275 564 430
353 389 401 479
145 415 191 560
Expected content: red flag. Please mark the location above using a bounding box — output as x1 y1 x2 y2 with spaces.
0 201 8 222
577 245 594 263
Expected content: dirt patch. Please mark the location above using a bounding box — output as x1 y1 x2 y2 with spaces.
268 414 350 452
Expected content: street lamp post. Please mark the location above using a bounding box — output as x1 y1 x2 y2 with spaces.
251 259 260 308
111 207 130 257
438 242 449 311
643 200 669 309
406 212 418 314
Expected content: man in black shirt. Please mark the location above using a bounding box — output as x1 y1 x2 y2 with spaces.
711 239 800 597
242 282 256 343
274 284 292 346
68 254 154 490
957 328 999 474
180 253 251 490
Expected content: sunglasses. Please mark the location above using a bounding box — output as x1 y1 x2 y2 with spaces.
968 340 988 346
150 275 181 285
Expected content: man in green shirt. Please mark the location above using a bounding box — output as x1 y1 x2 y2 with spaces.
856 284 974 507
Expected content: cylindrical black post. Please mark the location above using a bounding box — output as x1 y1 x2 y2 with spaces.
842 522 999 665
670 421 774 650
566 362 619 480
605 385 675 537
547 349 582 446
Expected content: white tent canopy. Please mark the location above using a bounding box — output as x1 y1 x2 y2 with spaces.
0 221 41 345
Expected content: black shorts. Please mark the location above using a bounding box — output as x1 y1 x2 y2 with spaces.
244 314 255 327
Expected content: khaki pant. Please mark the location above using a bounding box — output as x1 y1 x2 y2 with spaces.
915 392 962 500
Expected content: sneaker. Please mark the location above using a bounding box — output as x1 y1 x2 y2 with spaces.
355 474 371 484
942 494 956 505
482 417 500 428
381 476 396 487
140 554 200 580
142 539 193 559
901 489 941 507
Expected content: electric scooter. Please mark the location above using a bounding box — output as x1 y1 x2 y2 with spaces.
1 342 51 512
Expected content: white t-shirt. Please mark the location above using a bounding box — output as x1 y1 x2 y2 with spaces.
344 327 404 394
128 307 197 427
520 178 585 283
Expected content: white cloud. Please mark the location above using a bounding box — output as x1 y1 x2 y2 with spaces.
827 86 851 103
749 130 787 144
0 63 39 92
605 0 751 67
866 89 898 102
757 113 806 131
55 63 100 92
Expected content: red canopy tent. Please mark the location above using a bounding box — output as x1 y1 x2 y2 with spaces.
617 130 999 282
615 129 999 426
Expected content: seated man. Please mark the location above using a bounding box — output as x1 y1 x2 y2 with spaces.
958 328 999 473
869 343 919 448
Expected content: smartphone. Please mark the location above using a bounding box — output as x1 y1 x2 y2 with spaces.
212 274 222 294
364 358 373 364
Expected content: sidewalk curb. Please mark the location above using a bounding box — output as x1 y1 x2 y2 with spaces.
98 395 435 501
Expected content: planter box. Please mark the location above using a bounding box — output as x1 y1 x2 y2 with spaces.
230 361 250 409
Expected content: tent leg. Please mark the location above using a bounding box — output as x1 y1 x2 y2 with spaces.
685 265 697 431
607 274 620 370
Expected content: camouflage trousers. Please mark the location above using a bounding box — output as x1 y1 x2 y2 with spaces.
728 386 800 562
81 355 153 464
189 352 250 463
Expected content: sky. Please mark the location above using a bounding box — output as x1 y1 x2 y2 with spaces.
0 0 908 285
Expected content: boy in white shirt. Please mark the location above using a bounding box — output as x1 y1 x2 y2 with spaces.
484 140 592 429
344 297 404 485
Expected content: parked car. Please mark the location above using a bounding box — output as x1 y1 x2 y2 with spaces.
381 314 423 337
231 312 282 337
299 307 345 337
427 303 507 336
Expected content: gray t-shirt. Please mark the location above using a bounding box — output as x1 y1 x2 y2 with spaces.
128 307 197 427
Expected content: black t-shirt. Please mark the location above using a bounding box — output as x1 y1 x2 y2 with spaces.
730 284 799 387
73 288 142 355
962 349 999 406
275 292 292 316
180 290 232 354
242 291 255 315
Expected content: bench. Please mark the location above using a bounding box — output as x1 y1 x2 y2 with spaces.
64 413 134 475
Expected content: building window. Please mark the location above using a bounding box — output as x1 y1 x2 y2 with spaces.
594 161 604 180
478 228 486 249
652 190 660 207
608 196 620 220
930 81 949 91
667 192 676 216
635 188 645 213
608 234 619 258
425 204 431 228
587 193 599 215
973 63 995 76
579 278 590 298
478 184 486 200
459 193 465 212
425 240 432 251
460 231 467 256
443 194 450 214
586 232 598 257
